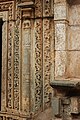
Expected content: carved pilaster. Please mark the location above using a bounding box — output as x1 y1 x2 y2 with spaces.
16 1 34 115
22 20 31 114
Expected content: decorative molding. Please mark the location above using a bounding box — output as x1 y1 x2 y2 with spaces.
35 19 43 111
35 0 42 17
0 1 14 20
43 19 53 108
43 0 54 17
14 7 21 110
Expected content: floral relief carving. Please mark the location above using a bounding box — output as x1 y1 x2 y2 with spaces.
35 19 43 111
43 19 52 106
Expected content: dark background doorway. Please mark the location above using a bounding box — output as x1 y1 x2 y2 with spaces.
0 19 3 110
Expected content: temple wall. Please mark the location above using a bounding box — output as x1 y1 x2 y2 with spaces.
1 0 80 120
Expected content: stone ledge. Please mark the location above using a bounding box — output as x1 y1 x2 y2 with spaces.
18 2 34 8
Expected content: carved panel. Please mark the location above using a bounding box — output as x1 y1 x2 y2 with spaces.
7 22 14 109
14 8 21 110
35 0 42 17
35 19 43 111
14 26 20 110
43 0 53 17
43 19 53 108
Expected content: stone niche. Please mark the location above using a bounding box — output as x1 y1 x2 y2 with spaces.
54 0 80 81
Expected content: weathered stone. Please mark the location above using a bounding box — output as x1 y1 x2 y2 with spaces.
66 51 80 78
55 22 68 50
69 4 80 25
55 51 67 79
68 26 80 50
54 0 66 4
54 3 68 20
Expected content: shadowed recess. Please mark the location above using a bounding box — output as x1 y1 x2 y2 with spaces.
0 19 3 111
67 0 80 5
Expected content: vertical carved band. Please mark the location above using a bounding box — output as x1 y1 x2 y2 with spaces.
7 22 14 108
14 25 20 110
34 0 53 111
14 10 20 110
43 19 52 107
35 19 43 111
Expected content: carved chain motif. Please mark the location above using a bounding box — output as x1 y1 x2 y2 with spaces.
35 19 43 111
